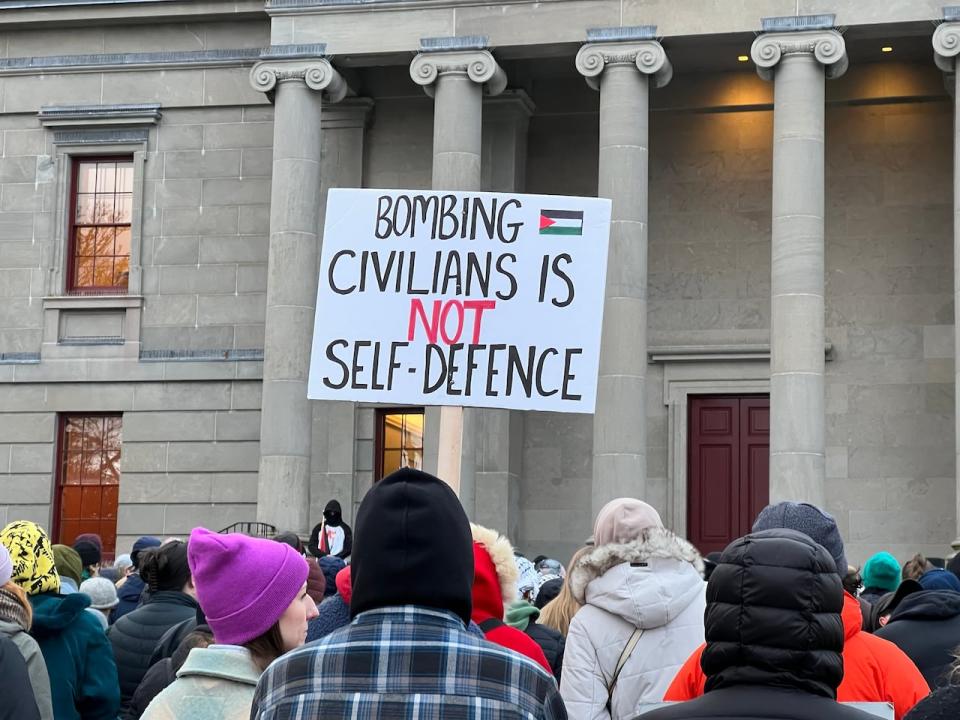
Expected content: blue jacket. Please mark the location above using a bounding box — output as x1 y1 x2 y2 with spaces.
29 593 120 720
307 594 351 642
114 574 147 623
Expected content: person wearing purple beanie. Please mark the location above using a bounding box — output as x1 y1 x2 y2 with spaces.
141 528 319 720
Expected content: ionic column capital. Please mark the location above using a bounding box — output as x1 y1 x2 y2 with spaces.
409 49 507 98
575 40 672 91
751 30 848 81
934 22 960 73
250 48 348 103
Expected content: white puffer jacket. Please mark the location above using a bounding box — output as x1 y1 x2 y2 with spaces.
560 527 706 720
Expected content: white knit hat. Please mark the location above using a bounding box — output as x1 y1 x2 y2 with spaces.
0 544 11 587
80 577 119 609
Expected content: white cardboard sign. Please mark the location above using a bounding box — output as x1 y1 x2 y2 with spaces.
307 188 611 413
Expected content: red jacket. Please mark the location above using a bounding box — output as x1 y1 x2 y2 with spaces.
664 591 929 719
471 535 551 675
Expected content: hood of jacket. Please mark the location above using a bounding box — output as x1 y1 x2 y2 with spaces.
323 500 343 526
888 588 960 623
569 526 704 630
177 645 261 686
470 524 518 623
29 592 91 637
702 529 844 700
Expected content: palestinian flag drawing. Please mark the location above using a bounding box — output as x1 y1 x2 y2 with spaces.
539 209 584 236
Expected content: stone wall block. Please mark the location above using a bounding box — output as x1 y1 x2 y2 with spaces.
0 413 54 443
158 265 237 295
770 295 824 374
203 122 273 151
123 411 215 443
769 452 826 505
215 411 261 441
133 383 232 412
120 442 168 473
166 441 259 473
0 475 52 505
771 373 825 453
163 150 241 180
119 473 211 504
197 294 266 326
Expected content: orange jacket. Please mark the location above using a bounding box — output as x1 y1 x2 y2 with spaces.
664 592 929 720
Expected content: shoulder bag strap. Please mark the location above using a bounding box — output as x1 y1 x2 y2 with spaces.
479 618 506 633
606 627 644 713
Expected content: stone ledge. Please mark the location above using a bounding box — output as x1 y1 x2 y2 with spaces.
43 295 144 311
39 103 161 128
649 342 834 363
0 48 263 76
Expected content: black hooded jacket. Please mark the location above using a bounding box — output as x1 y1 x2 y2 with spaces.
876 589 960 689
640 529 873 720
308 500 353 559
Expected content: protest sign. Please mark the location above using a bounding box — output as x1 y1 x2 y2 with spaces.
307 189 611 413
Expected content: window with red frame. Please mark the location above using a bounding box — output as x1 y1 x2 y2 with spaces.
68 158 133 292
56 415 122 561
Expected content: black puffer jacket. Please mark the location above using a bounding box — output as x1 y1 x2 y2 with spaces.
876 589 960 689
107 591 199 712
641 529 873 720
906 684 960 720
526 619 565 683
0 634 40 720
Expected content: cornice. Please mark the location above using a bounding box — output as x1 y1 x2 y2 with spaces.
934 22 960 74
575 40 672 92
751 30 848 82
0 47 261 76
409 48 506 98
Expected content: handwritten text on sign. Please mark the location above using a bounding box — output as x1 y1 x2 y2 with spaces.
307 189 611 413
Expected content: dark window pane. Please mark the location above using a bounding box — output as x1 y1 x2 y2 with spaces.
75 227 96 256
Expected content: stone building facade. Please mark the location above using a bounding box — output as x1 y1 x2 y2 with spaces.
0 0 958 564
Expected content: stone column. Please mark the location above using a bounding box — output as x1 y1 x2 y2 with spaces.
410 39 506 504
751 30 846 506
934 22 960 553
576 31 671 519
310 98 374 527
475 90 534 534
250 46 347 533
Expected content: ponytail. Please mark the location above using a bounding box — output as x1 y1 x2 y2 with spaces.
138 541 191 593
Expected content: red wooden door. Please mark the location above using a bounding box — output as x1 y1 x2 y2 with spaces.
55 415 122 561
688 396 769 555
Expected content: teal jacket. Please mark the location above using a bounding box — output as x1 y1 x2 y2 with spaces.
29 592 120 720
142 645 262 720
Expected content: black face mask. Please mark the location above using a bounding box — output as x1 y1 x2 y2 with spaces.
324 501 343 526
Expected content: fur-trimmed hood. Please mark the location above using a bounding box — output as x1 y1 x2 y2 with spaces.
470 523 518 622
570 526 705 630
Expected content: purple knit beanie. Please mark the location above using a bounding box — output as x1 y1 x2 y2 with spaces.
188 527 308 646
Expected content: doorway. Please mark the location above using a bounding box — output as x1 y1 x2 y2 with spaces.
687 396 769 555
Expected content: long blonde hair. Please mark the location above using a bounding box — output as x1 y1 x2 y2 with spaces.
539 546 590 637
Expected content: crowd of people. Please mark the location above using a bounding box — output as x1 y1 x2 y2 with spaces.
2 468 960 718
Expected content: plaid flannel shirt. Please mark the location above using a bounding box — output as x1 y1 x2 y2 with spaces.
251 605 567 720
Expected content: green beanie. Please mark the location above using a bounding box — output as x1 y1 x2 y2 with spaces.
52 544 83 586
505 599 539 631
863 551 901 593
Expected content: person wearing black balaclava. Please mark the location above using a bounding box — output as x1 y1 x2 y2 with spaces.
308 500 352 560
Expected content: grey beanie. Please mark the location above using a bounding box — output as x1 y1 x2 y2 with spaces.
79 577 119 610
752 501 847 575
